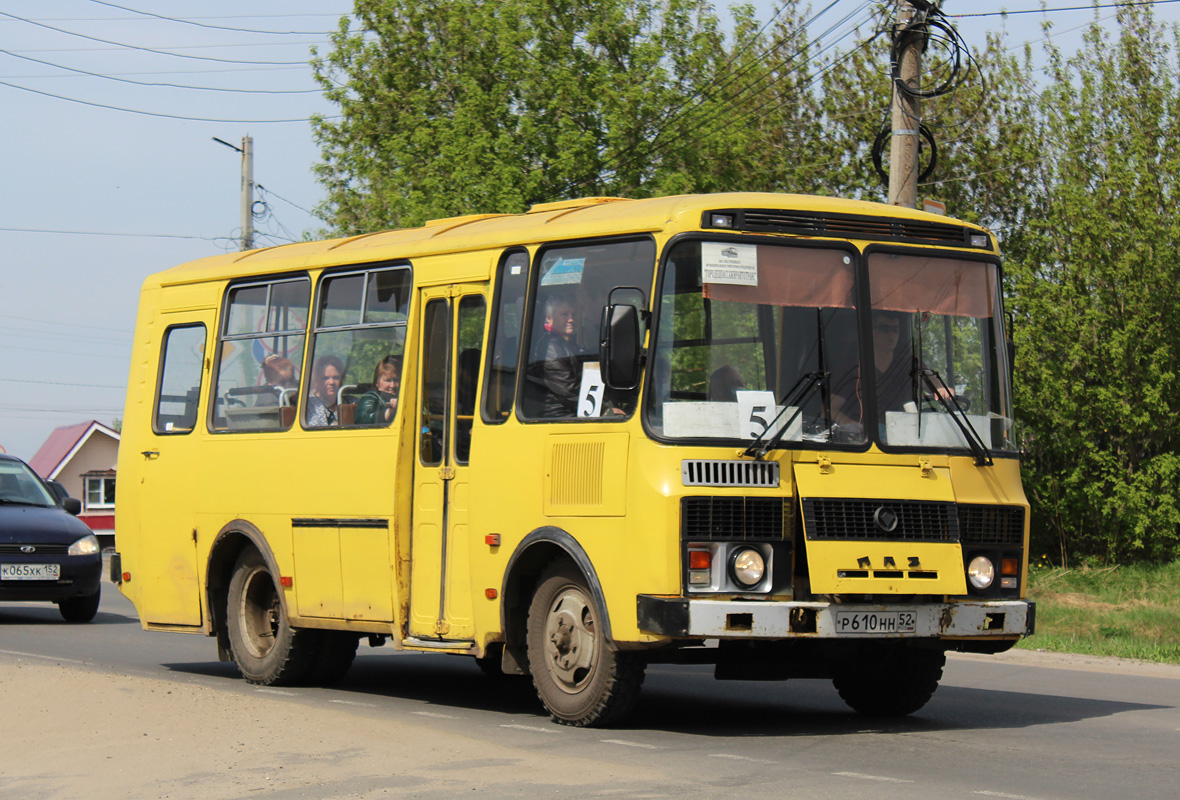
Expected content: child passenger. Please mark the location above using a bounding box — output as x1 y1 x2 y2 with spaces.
355 355 401 425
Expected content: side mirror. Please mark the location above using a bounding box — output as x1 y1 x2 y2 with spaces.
63 497 82 516
599 304 642 390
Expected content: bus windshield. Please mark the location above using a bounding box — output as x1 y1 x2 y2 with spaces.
649 240 866 446
647 240 1016 455
866 252 1016 454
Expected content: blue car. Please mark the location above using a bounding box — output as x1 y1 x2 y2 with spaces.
0 454 102 622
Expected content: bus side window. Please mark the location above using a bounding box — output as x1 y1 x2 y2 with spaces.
153 324 206 434
211 278 309 433
455 295 486 464
482 250 528 424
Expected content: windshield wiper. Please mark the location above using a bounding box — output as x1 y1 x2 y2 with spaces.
913 367 993 466
742 371 829 460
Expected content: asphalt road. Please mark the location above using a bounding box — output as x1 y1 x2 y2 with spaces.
2 579 1178 799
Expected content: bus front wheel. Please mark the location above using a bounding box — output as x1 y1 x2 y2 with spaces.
227 548 315 685
833 643 945 717
526 562 644 727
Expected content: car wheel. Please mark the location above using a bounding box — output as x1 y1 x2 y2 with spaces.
58 587 100 623
226 548 315 685
526 562 644 727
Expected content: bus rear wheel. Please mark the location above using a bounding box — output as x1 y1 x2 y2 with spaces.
526 563 644 727
833 643 945 717
227 548 315 686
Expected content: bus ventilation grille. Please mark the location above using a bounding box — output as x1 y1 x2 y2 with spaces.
682 497 788 541
716 209 987 248
958 504 1025 547
801 498 959 542
682 459 780 488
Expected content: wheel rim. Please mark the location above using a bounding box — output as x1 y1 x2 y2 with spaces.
543 584 598 693
238 565 280 659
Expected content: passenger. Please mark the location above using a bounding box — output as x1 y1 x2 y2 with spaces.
257 355 297 406
355 355 401 425
531 294 581 417
707 365 745 402
306 355 344 427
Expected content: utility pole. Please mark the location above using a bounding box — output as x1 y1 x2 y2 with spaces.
240 135 254 251
888 1 925 209
212 134 255 251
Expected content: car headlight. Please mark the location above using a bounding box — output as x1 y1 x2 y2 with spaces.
731 547 766 588
967 555 995 589
68 534 101 556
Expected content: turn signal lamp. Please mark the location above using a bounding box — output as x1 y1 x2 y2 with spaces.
688 549 711 586
280 576 293 588
1001 557 1019 576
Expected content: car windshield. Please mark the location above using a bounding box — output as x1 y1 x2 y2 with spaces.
0 461 56 507
646 240 1017 455
647 240 865 446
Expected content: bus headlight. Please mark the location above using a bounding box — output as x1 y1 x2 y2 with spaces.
967 555 995 589
731 548 765 588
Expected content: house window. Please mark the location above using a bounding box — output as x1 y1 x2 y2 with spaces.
85 476 116 510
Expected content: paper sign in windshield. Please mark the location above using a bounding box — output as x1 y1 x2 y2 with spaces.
541 257 585 286
702 243 758 286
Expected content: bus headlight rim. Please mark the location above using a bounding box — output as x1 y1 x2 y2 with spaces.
730 547 766 589
967 555 995 590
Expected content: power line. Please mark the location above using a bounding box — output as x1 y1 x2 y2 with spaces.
0 224 230 240
950 0 1180 18
86 1 334 36
0 377 126 390
0 49 318 94
0 79 327 123
0 10 311 66
0 313 133 335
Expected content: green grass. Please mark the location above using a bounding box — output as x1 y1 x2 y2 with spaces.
1015 560 1180 664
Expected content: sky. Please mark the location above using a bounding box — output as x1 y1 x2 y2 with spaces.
2 0 1178 462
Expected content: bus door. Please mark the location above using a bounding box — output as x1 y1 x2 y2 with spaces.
138 314 209 626
408 287 487 641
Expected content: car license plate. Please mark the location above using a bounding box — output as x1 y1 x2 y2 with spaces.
0 563 60 581
835 610 917 634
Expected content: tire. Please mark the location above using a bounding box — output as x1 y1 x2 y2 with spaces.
833 644 945 717
226 548 315 686
307 631 359 686
58 587 100 623
526 562 644 727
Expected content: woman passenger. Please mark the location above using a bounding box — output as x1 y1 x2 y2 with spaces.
306 355 345 426
355 355 401 425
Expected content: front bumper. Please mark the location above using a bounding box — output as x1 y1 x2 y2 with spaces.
637 595 1034 639
0 555 102 602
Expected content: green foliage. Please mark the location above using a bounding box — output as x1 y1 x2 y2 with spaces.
311 0 734 231
310 2 1180 562
1018 561 1180 663
1007 6 1180 563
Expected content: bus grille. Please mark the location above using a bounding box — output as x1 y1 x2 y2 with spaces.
682 459 780 487
682 497 788 540
801 498 958 542
959 504 1025 547
708 208 988 248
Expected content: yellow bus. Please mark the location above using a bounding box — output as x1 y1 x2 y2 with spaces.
114 192 1031 727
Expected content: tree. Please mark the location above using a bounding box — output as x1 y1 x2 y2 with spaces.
1007 5 1180 563
310 0 732 232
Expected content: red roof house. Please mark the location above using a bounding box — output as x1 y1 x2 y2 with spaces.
29 420 120 542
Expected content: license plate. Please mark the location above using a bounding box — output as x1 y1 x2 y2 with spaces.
0 563 60 581
835 610 917 634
